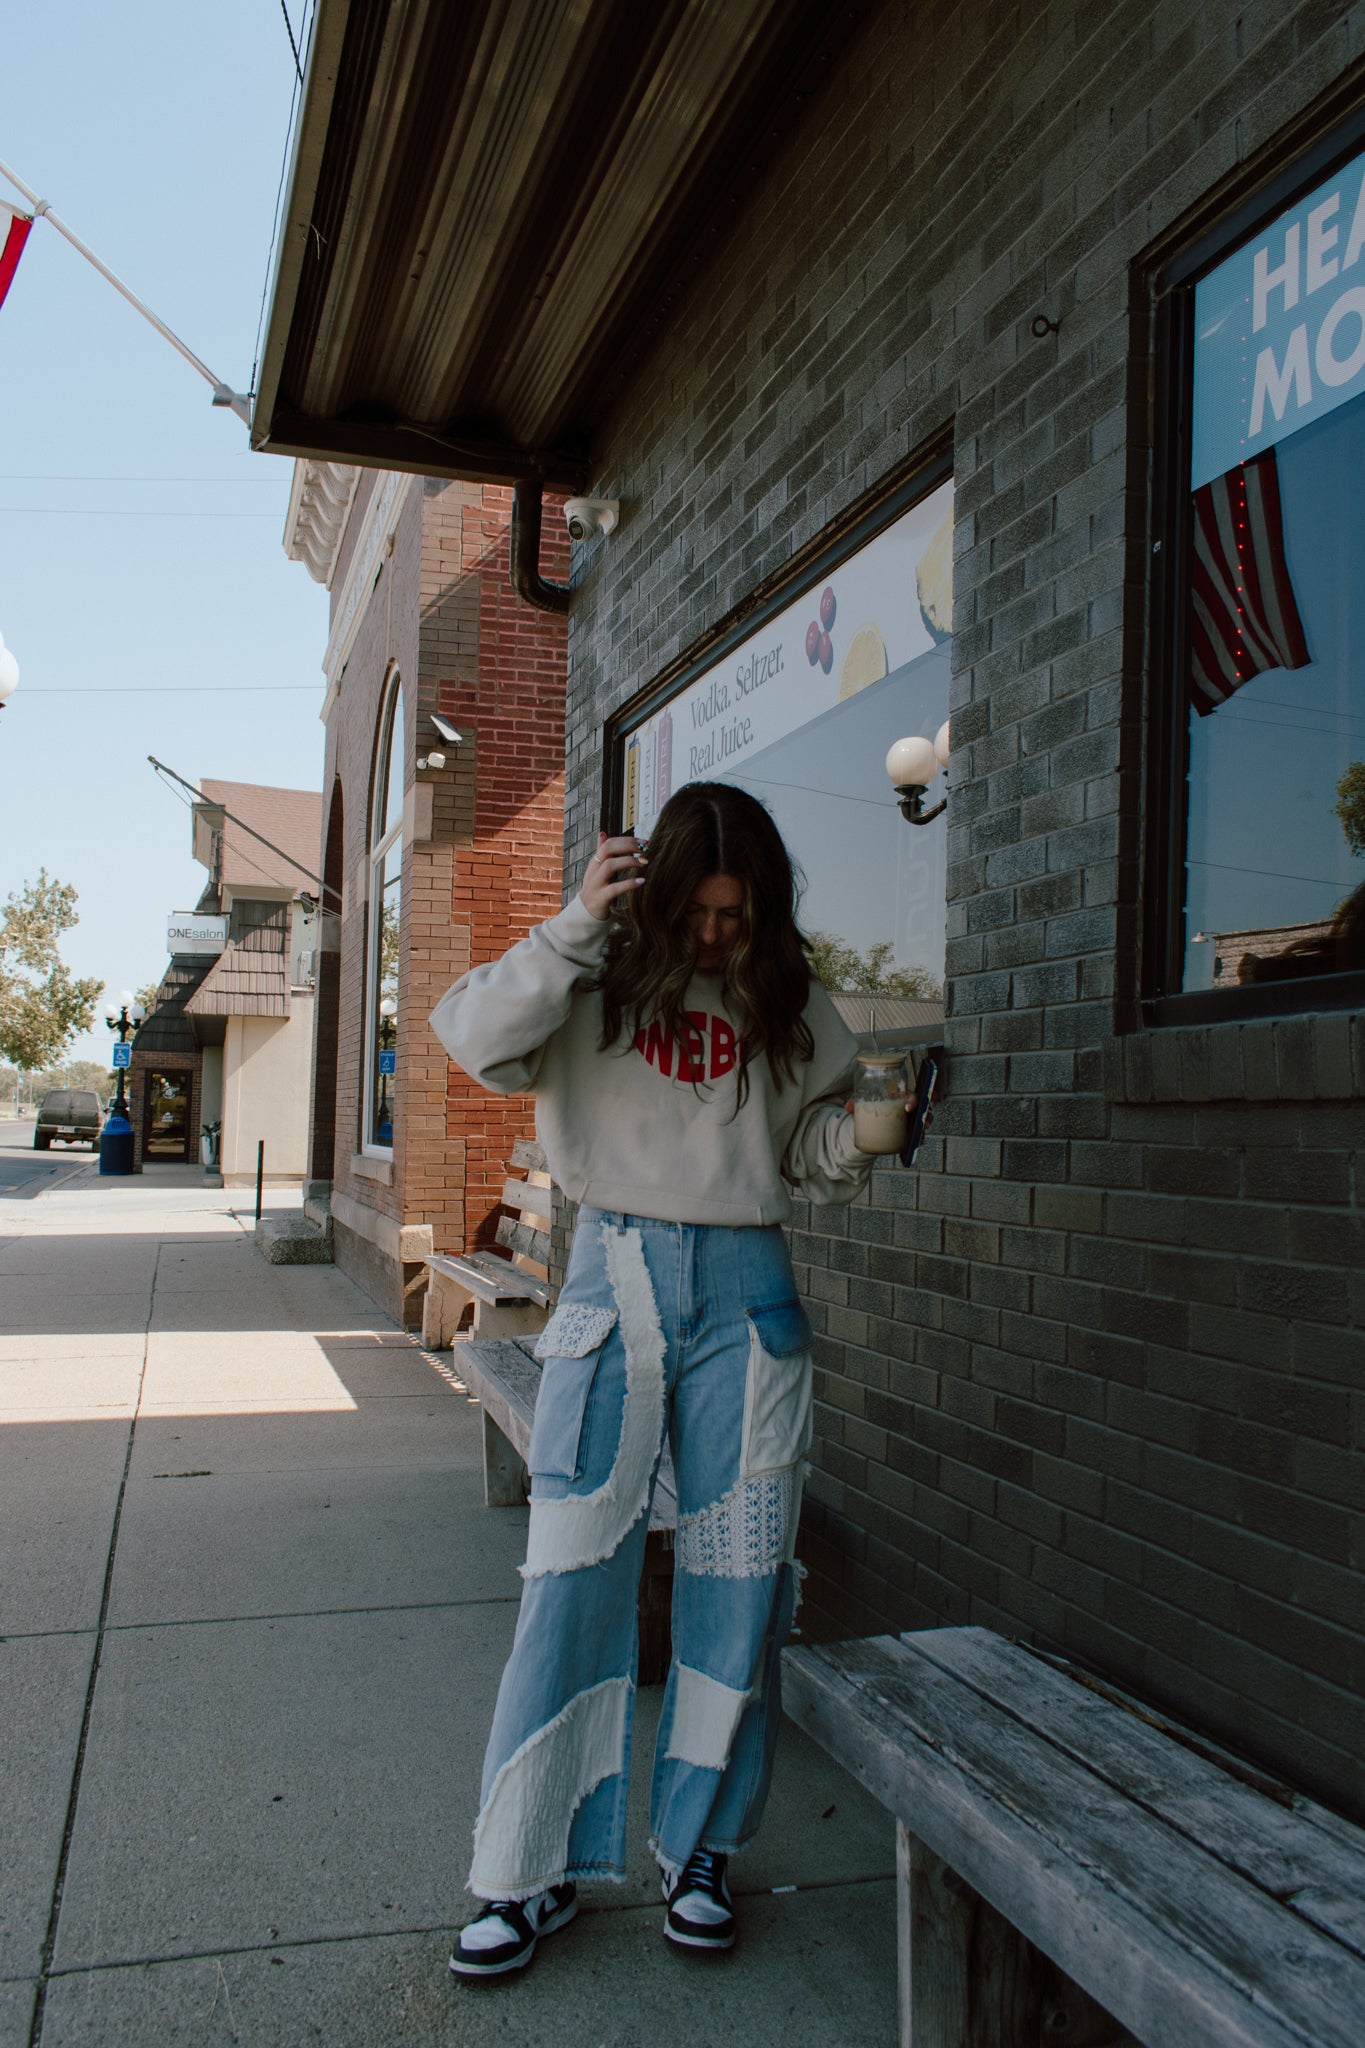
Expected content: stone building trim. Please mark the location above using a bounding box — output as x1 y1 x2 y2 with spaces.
284 459 360 586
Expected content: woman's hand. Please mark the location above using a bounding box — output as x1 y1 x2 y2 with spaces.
581 831 647 920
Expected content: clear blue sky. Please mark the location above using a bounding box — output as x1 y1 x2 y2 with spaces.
0 1 330 1067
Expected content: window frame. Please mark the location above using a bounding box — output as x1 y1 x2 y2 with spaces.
362 668 404 1158
601 432 954 832
1143 97 1365 1029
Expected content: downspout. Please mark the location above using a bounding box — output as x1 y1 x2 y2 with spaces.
510 479 571 613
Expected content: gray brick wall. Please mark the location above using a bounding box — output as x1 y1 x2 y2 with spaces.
559 0 1365 1815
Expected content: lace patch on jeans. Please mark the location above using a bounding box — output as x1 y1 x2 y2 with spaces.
677 1468 795 1578
533 1303 616 1361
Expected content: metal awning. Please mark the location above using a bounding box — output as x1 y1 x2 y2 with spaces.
252 0 866 486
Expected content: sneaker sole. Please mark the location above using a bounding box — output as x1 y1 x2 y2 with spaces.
663 1919 736 1953
450 1896 578 1977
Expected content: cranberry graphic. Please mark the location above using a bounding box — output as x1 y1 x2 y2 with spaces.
818 630 833 673
805 620 821 665
820 586 836 630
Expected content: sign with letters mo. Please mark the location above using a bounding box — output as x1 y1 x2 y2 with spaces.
1192 143 1365 489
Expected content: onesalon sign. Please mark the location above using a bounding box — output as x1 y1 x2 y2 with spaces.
167 914 227 956
1192 144 1365 489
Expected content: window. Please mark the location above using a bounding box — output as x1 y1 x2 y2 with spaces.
1148 120 1365 1021
612 462 953 1043
364 671 403 1150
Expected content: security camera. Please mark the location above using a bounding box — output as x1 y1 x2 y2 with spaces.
430 713 463 745
564 497 619 542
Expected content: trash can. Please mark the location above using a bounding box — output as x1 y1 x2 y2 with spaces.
99 1113 135 1176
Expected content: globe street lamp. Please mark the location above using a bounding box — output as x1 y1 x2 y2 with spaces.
0 630 19 715
99 991 145 1176
376 996 397 1144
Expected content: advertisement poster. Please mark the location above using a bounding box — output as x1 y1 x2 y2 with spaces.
1192 143 1365 489
619 481 954 992
621 480 953 831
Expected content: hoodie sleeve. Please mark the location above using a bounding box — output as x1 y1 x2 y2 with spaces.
429 895 609 1094
779 980 880 1205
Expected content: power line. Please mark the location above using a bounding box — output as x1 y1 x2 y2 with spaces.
24 685 318 695
0 473 286 485
2 508 283 524
252 0 316 397
279 0 304 83
0 508 282 519
1189 858 1362 888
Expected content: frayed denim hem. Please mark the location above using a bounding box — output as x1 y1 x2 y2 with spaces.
466 1862 627 1903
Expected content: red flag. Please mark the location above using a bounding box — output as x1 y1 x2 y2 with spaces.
1189 448 1310 716
0 201 32 310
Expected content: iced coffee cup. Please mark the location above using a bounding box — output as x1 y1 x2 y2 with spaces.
852 1051 912 1154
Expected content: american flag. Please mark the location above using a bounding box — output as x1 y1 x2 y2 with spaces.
0 200 31 311
1189 449 1310 716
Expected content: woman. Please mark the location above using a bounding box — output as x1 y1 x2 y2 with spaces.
431 781 898 1977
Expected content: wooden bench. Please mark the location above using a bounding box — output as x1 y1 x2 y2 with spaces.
454 1334 677 1685
783 1626 1365 2048
420 1138 554 1347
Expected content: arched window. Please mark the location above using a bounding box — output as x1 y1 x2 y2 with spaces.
364 670 404 1152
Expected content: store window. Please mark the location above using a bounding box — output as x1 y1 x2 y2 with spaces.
364 671 403 1150
613 468 953 1042
1149 123 1365 1019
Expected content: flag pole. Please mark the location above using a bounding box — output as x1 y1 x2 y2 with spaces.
0 158 252 425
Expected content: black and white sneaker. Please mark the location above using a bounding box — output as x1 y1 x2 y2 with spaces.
662 1848 735 1952
449 1883 578 1977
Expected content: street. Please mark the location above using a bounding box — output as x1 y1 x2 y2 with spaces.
0 1161 895 2047
0 1122 97 1203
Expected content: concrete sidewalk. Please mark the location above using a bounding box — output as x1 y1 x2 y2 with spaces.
1 1166 896 2047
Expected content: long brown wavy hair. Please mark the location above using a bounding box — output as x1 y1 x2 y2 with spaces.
592 781 814 1104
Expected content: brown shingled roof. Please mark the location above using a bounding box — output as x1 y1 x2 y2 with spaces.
184 926 290 1019
197 780 322 896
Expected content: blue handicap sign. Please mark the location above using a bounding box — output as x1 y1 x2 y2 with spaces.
112 1043 132 1069
378 1048 396 1075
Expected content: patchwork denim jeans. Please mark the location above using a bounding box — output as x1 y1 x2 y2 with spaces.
467 1208 813 1902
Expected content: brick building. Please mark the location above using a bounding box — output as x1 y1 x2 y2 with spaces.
283 466 567 1323
133 779 321 1180
257 0 1365 1819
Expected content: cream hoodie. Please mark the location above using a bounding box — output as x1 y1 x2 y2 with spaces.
429 895 875 1226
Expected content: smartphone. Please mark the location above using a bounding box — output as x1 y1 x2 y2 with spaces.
901 1048 941 1167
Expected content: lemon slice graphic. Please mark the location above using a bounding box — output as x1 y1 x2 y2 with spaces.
838 622 888 699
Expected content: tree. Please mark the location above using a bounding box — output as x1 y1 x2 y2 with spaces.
136 980 163 1014
807 931 943 1001
0 871 103 1079
1335 760 1365 858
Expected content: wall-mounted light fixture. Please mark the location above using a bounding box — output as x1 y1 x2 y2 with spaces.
887 720 950 825
419 711 463 770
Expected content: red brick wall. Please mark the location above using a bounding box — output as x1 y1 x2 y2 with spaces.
315 475 566 1314
437 486 567 1253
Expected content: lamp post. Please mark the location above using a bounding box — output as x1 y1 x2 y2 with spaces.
376 997 397 1144
99 990 145 1176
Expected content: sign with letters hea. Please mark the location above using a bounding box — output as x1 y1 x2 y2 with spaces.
111 1043 131 1069
1192 144 1365 489
166 914 228 956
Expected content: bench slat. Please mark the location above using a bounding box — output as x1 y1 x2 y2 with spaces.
428 1250 553 1307
913 1627 1365 1962
510 1137 547 1174
495 1214 551 1264
456 1337 677 1530
784 1634 1364 2048
501 1176 553 1227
